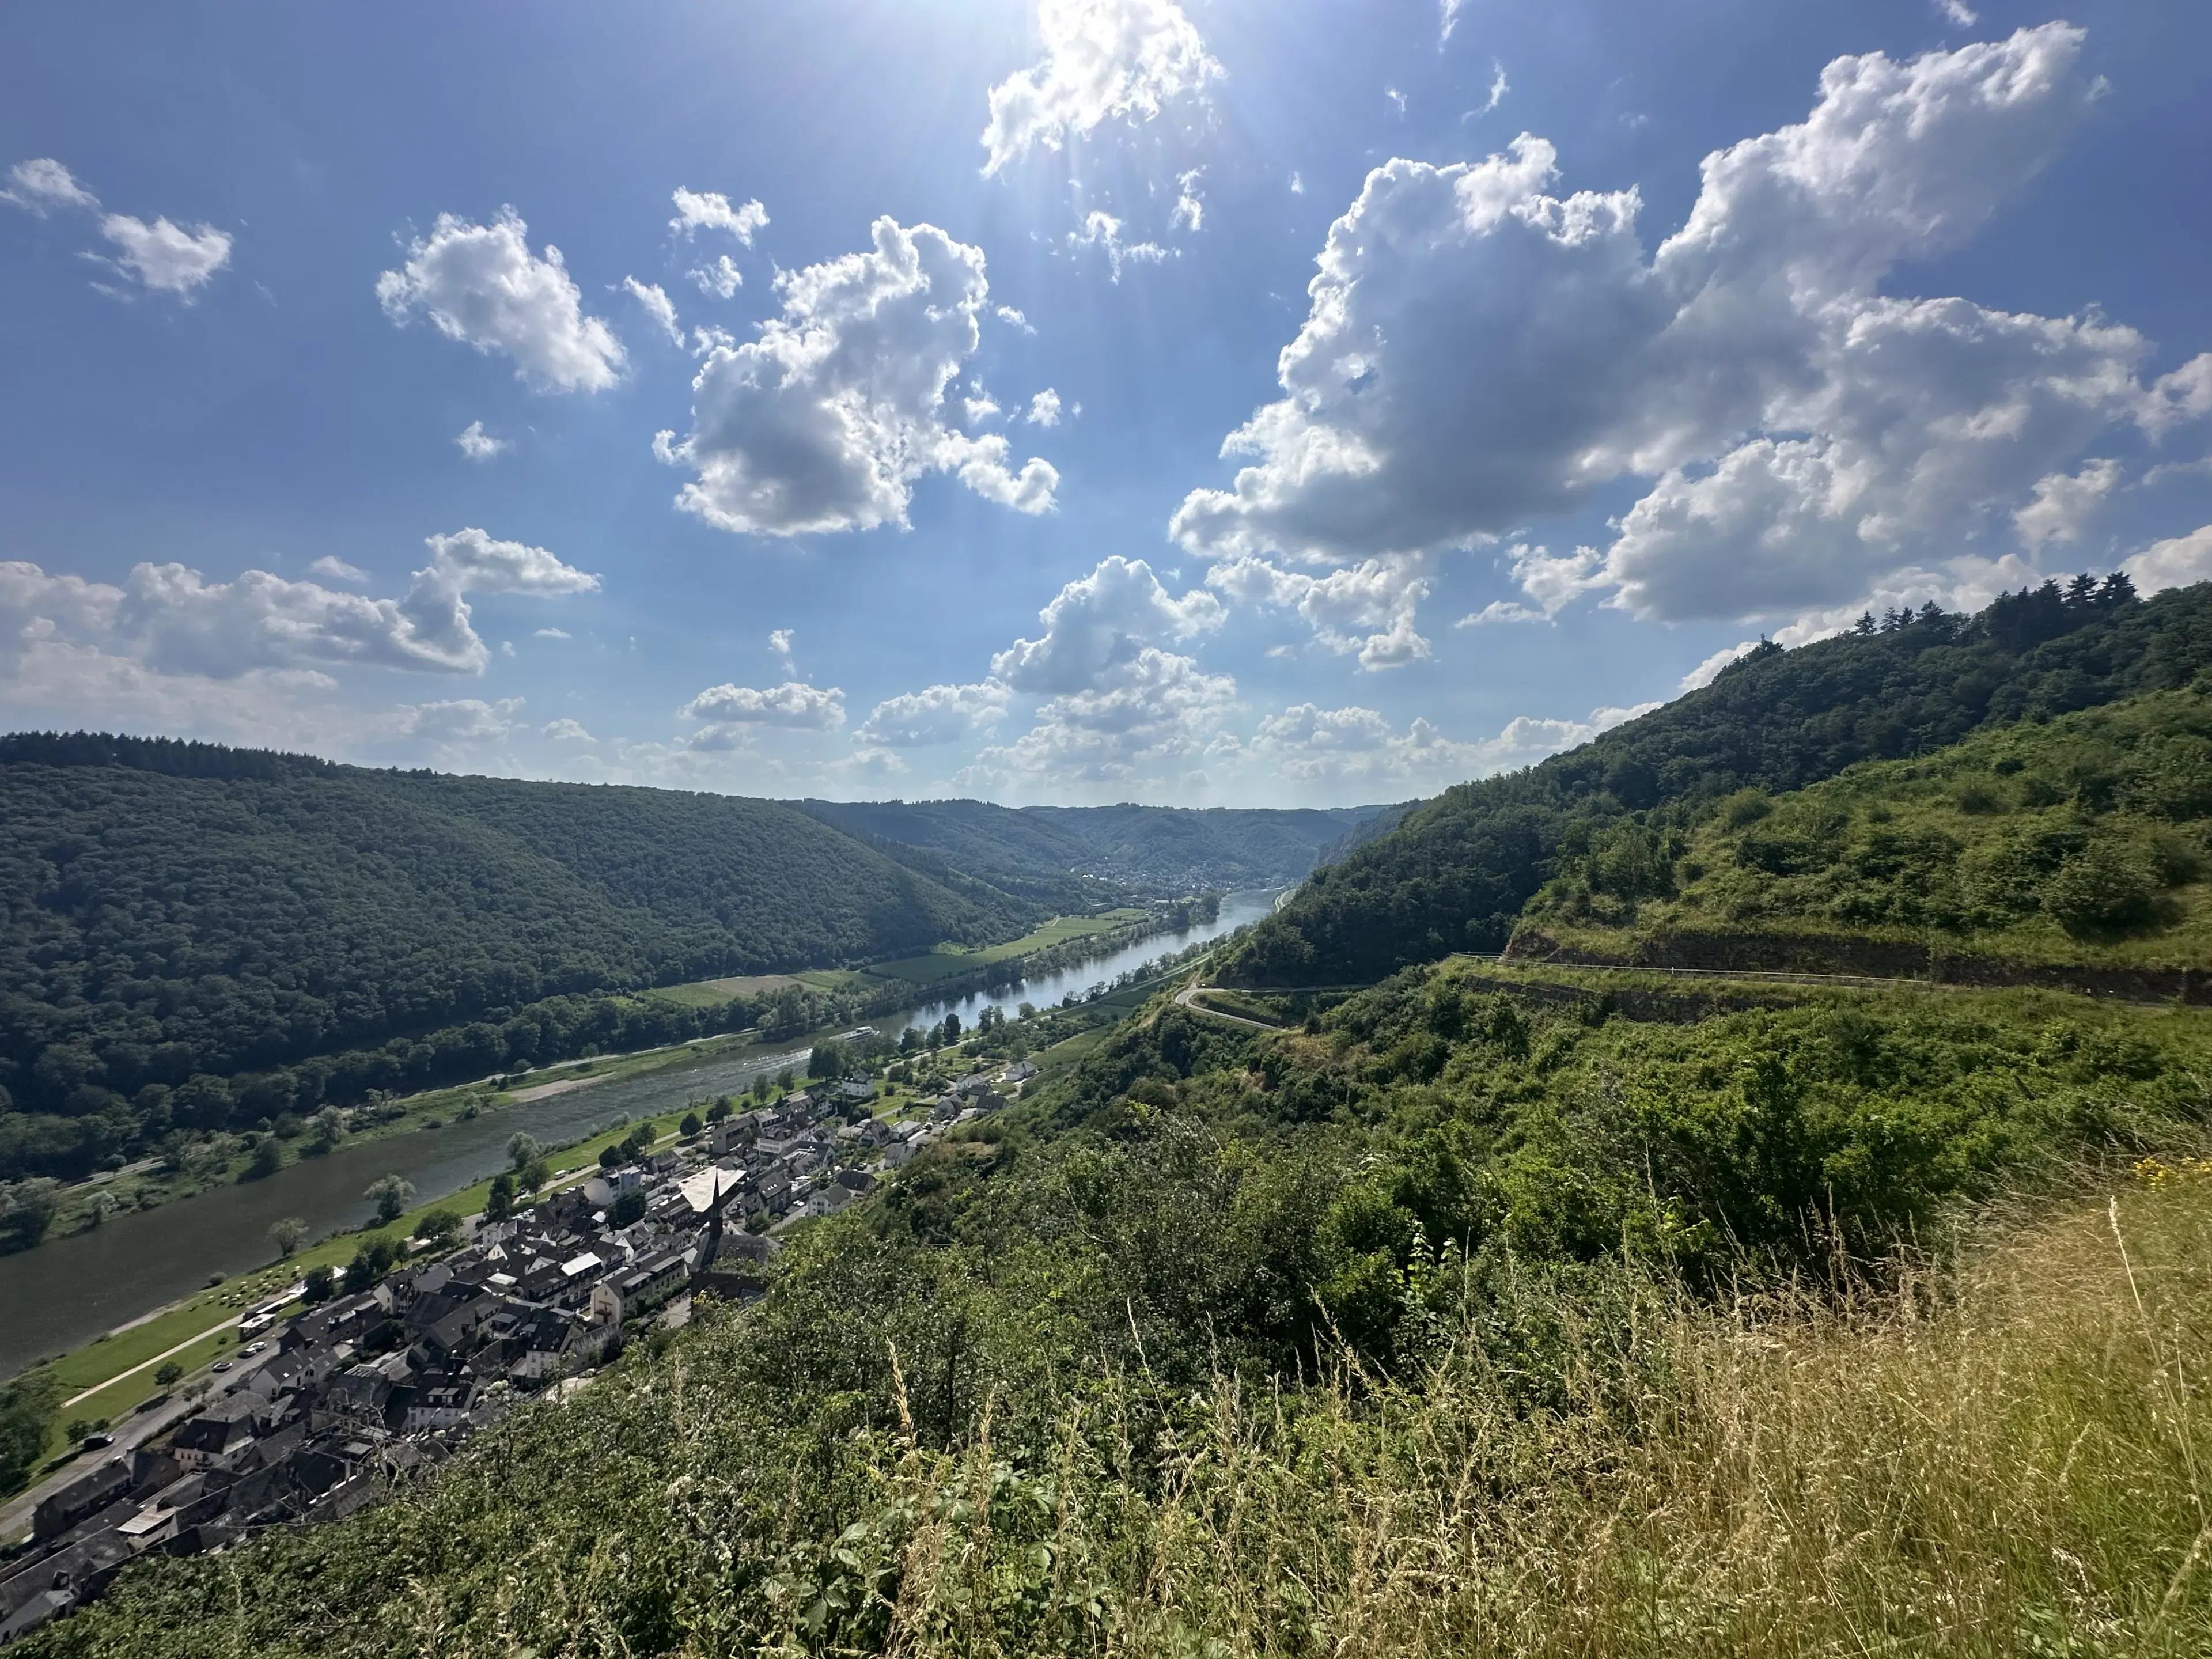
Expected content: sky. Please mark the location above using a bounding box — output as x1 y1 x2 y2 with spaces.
3 0 2210 808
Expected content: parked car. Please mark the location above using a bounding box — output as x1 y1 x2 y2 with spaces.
241 1341 267 1357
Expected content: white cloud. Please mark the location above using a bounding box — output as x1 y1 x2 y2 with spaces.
0 529 592 690
857 680 1012 746
997 304 1036 334
7 160 235 297
670 188 767 244
1171 168 1205 232
97 214 233 297
1438 1 1464 48
376 208 626 393
1456 600 1544 627
1936 1 1979 25
656 217 1058 536
2143 354 2212 438
966 647 1236 787
1249 698 1658 789
964 385 1002 424
2 158 99 215
1679 641 1762 691
309 556 369 584
680 680 847 746
1385 86 1407 115
455 419 509 461
622 276 682 343
543 717 595 741
962 555 1234 789
1289 171 1304 196
2014 458 2122 551
992 554 1222 695
1173 26 2164 643
1480 60 1509 113
1067 210 1169 280
1208 554 1431 668
2124 525 2212 596
1027 388 1064 427
689 254 744 298
388 697 524 744
981 0 1223 175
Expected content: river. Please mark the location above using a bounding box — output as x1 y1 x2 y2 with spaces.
0 889 1279 1378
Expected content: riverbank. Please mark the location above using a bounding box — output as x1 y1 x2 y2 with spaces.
0 892 1278 1449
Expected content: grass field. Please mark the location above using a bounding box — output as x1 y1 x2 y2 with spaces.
861 909 1152 984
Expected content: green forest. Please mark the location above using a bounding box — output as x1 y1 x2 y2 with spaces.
0 747 1372 1184
1222 574 2212 987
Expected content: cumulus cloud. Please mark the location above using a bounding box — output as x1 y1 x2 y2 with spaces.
2014 458 2122 551
991 554 1222 695
622 276 682 343
2124 525 2212 596
2143 354 2212 438
981 0 1223 174
388 697 524 744
690 254 744 298
309 556 369 584
97 214 233 297
377 209 626 393
1027 388 1063 427
959 555 1235 789
2 158 99 215
997 304 1036 334
967 648 1236 787
670 188 767 243
535 627 571 639
0 529 593 688
543 717 595 741
10 162 238 298
680 679 847 747
857 680 1012 746
656 217 1058 536
1250 698 1657 789
1067 210 1169 279
455 419 509 461
1172 26 2182 647
1208 554 1431 668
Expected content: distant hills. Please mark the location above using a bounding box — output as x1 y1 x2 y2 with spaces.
0 742 1381 1179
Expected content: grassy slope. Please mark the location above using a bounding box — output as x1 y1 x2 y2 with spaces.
31 963 2212 1657
1519 687 2212 979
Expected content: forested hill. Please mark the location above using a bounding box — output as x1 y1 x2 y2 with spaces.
1223 577 2212 987
800 798 1384 899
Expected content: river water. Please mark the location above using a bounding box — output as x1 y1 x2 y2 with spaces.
0 890 1278 1378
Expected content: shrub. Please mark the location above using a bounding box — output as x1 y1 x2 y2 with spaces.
2045 840 2159 937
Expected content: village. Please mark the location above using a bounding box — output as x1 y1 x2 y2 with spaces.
0 1055 1039 1642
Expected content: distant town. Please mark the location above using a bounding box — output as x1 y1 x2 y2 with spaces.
0 1052 1037 1642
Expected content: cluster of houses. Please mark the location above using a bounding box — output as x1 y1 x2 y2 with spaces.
0 1063 1035 1643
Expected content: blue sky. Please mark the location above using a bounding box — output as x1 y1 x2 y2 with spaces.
3 0 2209 806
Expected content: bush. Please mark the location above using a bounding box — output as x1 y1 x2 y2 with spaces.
2045 839 2160 937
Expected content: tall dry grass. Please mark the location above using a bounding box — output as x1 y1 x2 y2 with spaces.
852 1166 2212 1658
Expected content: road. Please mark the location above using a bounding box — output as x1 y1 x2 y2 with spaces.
0 1346 275 1545
1171 982 1285 1031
